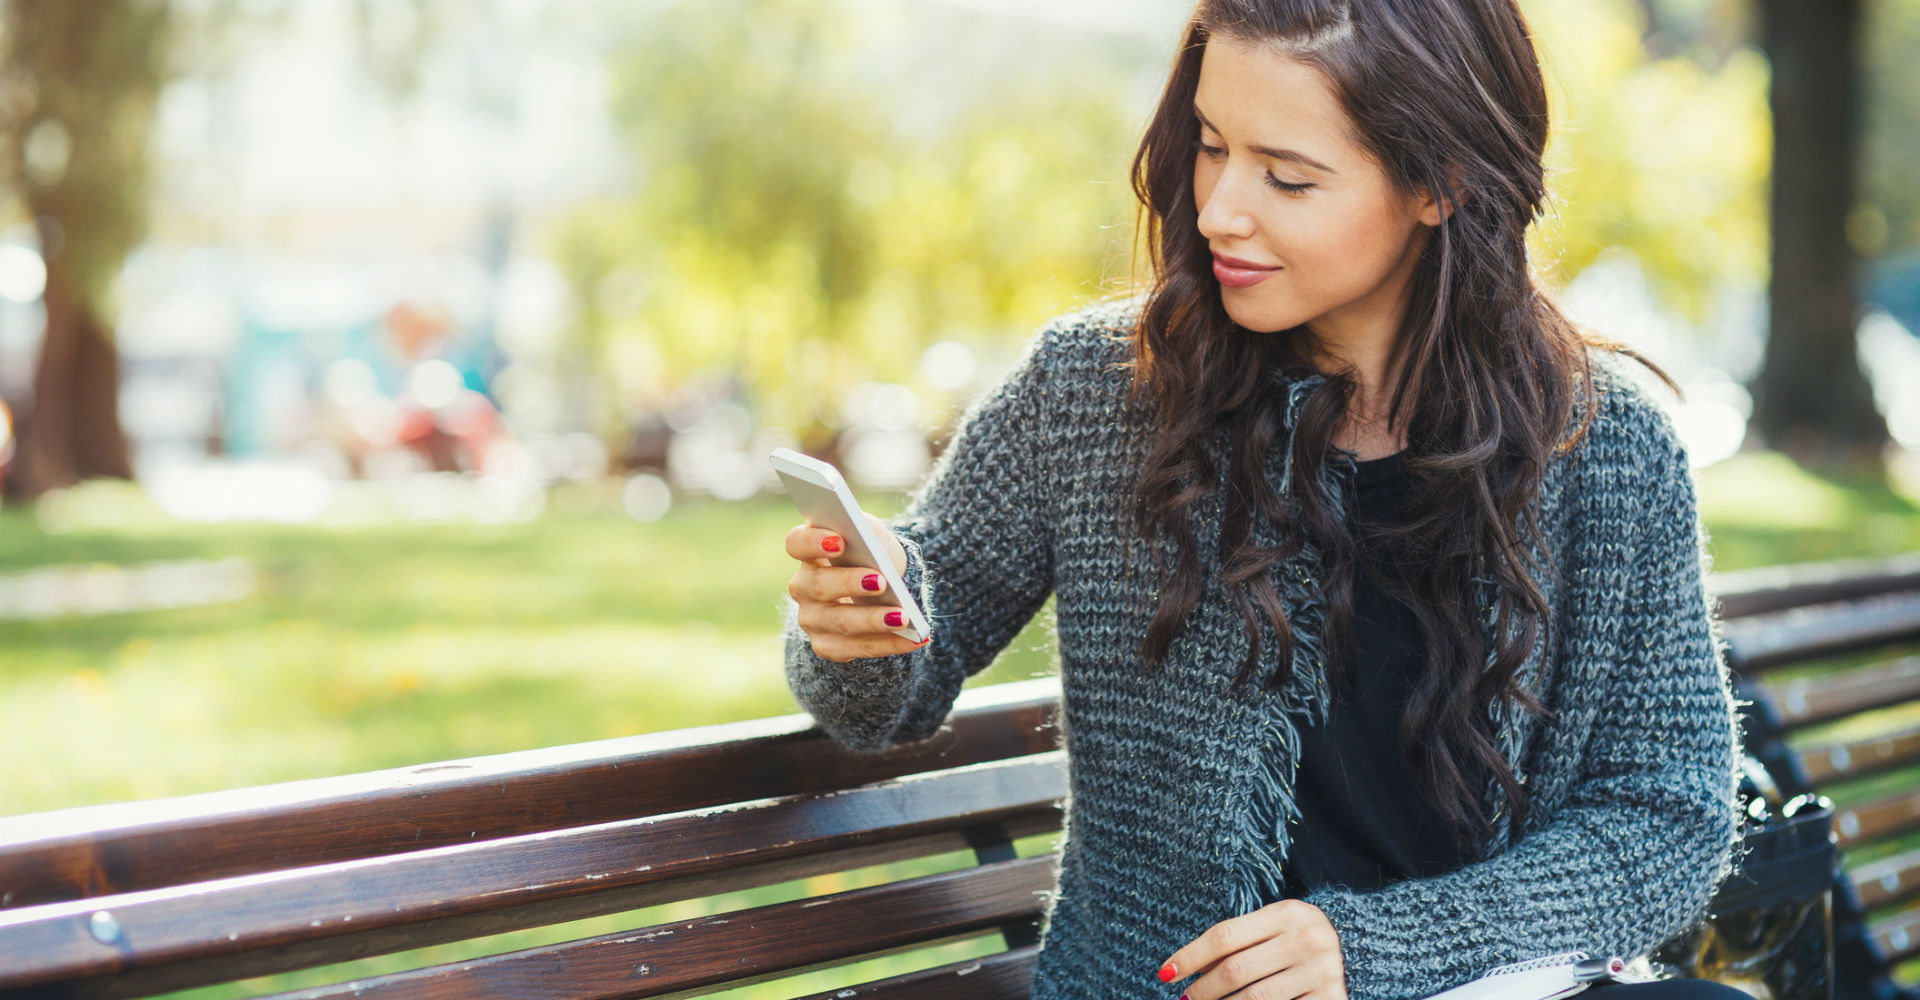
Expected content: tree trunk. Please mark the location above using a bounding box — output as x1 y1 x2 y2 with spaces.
1751 0 1888 474
6 248 132 500
0 0 170 503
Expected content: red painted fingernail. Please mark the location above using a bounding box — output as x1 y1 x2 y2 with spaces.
1158 961 1178 983
1181 994 1189 1000
885 611 904 627
822 536 842 553
863 573 881 591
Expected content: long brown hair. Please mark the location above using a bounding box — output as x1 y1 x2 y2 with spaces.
1119 0 1677 856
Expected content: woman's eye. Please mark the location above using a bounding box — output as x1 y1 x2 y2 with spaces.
1191 139 1315 195
1263 175 1315 194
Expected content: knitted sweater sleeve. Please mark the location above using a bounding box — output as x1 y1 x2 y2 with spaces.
1302 414 1743 999
779 321 1062 753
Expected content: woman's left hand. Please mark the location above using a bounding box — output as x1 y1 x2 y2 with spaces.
1159 899 1350 1000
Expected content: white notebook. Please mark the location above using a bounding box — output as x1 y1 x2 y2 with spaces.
1419 950 1652 1000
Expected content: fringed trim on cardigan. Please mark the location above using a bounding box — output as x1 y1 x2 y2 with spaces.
1228 372 1349 917
1226 373 1535 912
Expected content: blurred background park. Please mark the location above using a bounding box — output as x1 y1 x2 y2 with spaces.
1 0 1918 993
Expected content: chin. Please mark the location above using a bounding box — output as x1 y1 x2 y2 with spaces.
1221 293 1308 334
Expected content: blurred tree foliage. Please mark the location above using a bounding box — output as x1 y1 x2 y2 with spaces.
551 0 1786 452
547 0 1139 447
1521 0 1770 323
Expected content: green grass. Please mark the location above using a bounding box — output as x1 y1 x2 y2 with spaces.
0 481 1059 814
1 449 1914 996
1695 449 1920 568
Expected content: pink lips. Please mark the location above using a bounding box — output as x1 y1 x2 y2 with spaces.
1212 252 1281 288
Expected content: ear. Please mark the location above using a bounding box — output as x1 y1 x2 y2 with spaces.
1416 164 1467 227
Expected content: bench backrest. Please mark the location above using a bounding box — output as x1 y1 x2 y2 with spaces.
0 680 1067 998
1714 552 1920 999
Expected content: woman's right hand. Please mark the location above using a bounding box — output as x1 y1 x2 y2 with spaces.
786 513 930 663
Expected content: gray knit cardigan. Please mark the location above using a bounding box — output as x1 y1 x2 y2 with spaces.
780 294 1747 1000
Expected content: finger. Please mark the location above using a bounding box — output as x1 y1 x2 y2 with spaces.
845 566 889 599
810 632 932 663
1184 937 1302 1000
798 603 932 662
796 600 911 640
1234 960 1315 1000
1162 910 1290 991
788 565 889 605
785 523 846 563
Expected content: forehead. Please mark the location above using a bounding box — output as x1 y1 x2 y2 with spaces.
1194 34 1360 162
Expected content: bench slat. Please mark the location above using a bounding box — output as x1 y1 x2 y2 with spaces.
1830 784 1920 849
262 855 1055 1000
1712 552 1920 620
1721 593 1920 674
0 755 1066 999
1849 845 1920 911
1789 717 1920 786
1869 906 1920 964
785 947 1040 1000
1794 724 1920 787
1763 654 1920 729
0 680 1063 913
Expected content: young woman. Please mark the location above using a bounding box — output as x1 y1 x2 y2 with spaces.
781 2 1748 999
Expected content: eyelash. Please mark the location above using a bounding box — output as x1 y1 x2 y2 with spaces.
1189 138 1315 194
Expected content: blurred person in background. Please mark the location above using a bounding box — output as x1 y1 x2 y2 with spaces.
315 300 508 478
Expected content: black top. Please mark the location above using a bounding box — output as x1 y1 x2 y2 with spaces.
1271 450 1481 903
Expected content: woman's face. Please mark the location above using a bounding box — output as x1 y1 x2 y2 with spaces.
1191 34 1443 340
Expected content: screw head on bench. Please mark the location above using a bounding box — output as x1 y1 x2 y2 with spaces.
89 910 122 945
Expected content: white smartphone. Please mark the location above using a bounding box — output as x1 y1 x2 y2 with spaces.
768 446 931 643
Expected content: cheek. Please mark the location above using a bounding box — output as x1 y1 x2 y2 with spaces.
1287 196 1400 267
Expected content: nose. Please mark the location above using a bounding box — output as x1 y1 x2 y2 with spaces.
1195 167 1257 242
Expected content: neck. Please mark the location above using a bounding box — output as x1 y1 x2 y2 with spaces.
1300 227 1428 445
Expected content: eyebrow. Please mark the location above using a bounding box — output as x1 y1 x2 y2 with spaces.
1193 103 1338 175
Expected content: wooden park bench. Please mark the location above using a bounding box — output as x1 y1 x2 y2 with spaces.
2 550 1913 999
1714 551 1920 1000
0 677 1067 999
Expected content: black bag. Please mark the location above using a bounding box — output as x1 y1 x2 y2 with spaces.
1649 753 1835 1000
